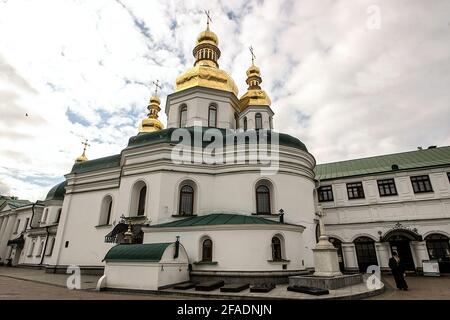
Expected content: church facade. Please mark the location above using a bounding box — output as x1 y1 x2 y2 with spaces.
1 22 449 288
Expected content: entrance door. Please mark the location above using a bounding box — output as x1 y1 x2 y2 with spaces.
426 234 450 273
390 238 415 271
354 237 378 273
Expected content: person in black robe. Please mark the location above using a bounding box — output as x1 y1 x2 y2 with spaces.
388 251 408 290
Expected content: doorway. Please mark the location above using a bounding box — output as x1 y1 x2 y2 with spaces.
329 237 345 272
354 237 378 273
390 236 415 271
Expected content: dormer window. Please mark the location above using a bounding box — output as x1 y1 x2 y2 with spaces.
179 105 187 127
208 105 217 127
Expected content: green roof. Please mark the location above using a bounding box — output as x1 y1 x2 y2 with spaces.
71 154 121 174
150 213 283 228
69 127 309 175
127 127 308 152
103 243 172 262
7 199 31 209
45 181 67 201
315 146 450 180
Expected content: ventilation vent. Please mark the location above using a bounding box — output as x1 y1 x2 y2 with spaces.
391 164 399 171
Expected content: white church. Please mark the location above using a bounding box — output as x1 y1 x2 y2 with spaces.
1 21 449 291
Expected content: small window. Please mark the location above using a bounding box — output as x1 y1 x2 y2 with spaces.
272 236 283 261
179 105 187 127
179 185 194 216
255 113 262 130
202 239 213 262
447 172 450 183
37 241 44 257
243 117 248 131
269 116 273 130
65 241 69 248
28 242 35 257
347 182 365 199
14 219 20 234
234 113 239 129
208 105 217 127
24 218 30 232
411 175 433 193
318 186 334 202
45 237 55 256
137 186 147 216
377 179 398 196
55 209 62 223
256 185 271 214
42 209 48 224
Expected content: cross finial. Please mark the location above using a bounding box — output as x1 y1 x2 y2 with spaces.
249 46 256 65
81 139 90 153
204 10 212 29
152 80 162 95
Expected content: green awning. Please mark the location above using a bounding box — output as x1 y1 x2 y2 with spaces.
103 243 172 262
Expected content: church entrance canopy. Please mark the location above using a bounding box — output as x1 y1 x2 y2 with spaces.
380 229 422 242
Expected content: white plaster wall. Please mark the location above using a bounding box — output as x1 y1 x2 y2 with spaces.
144 228 305 272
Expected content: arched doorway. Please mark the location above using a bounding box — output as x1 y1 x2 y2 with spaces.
425 234 450 273
354 236 378 273
381 229 421 272
329 237 345 272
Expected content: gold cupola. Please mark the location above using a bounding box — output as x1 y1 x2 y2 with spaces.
239 57 271 111
75 140 89 163
175 17 238 96
139 93 164 133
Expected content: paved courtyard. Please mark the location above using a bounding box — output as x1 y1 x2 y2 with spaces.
0 267 449 300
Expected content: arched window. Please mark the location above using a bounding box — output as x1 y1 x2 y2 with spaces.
202 238 213 262
208 105 217 127
329 237 345 271
255 113 262 130
234 113 239 129
271 236 283 261
425 233 450 273
99 196 113 225
137 186 147 216
354 236 378 272
256 185 271 215
179 185 194 215
243 117 248 131
179 105 187 127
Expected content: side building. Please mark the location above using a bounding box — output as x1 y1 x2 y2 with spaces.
315 146 450 274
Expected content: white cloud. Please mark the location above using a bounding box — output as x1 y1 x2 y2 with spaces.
0 0 449 200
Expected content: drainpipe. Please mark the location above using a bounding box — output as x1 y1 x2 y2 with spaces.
30 202 37 229
39 226 50 266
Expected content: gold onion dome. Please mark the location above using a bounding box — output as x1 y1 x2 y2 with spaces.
75 152 88 163
175 24 238 96
239 62 271 111
139 94 164 133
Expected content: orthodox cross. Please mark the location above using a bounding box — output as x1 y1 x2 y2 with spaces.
152 80 162 95
249 46 256 65
81 139 90 153
204 10 212 29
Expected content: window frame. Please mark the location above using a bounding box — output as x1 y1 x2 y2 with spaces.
137 186 147 216
377 178 398 197
346 182 365 200
179 185 194 216
208 105 217 128
271 236 283 261
179 105 187 128
318 185 334 202
256 185 271 215
243 117 248 131
201 238 213 262
255 113 263 130
410 175 433 193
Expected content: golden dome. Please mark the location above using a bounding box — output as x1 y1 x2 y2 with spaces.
239 63 271 111
197 29 218 46
175 24 238 97
139 95 164 133
75 152 88 163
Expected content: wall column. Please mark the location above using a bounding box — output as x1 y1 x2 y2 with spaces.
411 241 428 272
375 242 391 271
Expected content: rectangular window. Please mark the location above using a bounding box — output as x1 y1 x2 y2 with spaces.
42 209 48 224
347 182 365 199
318 186 334 202
24 218 30 232
45 237 55 256
208 106 217 127
411 175 433 193
14 219 20 234
377 179 398 196
28 242 35 257
36 241 44 257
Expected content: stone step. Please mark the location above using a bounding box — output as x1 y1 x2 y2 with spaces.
195 280 225 291
287 285 329 296
220 283 250 293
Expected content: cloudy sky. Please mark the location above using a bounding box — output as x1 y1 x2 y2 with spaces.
1 0 449 201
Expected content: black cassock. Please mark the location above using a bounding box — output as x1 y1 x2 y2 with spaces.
388 257 408 289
